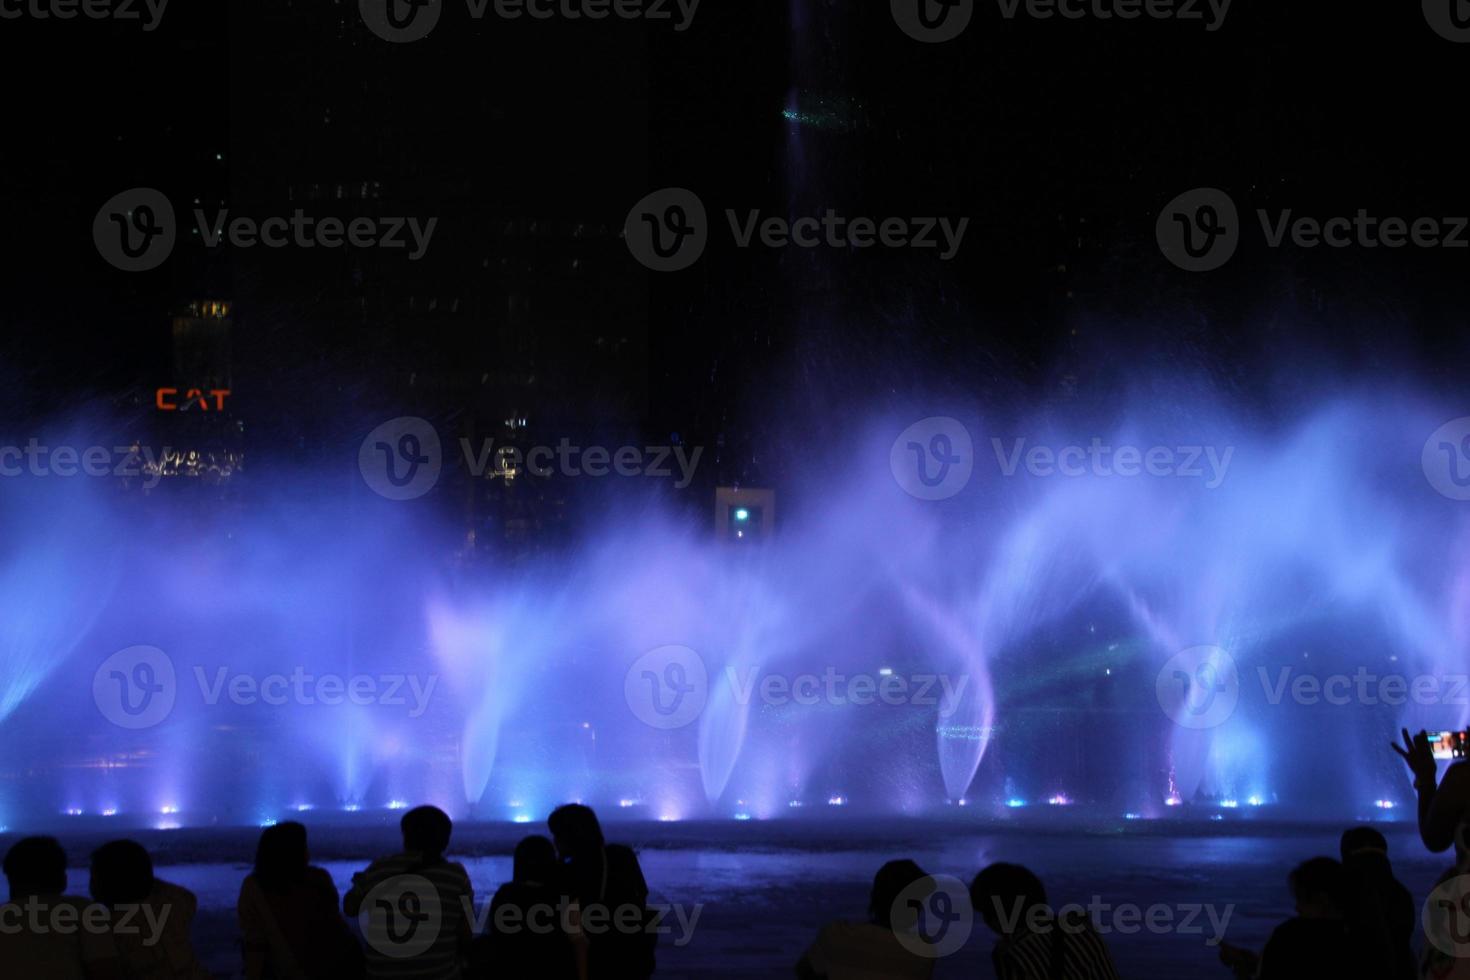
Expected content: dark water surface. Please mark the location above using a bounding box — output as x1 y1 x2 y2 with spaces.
9 819 1447 978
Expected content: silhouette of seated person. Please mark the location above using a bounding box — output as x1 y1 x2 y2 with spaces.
547 803 655 980
468 835 577 980
1218 857 1355 979
2 835 121 980
343 805 475 980
238 820 364 979
970 862 1119 980
796 858 936 980
89 838 211 980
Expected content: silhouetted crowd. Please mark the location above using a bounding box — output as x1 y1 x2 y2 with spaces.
0 729 1465 978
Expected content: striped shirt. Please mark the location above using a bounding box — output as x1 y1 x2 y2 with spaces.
344 852 474 980
992 913 1120 980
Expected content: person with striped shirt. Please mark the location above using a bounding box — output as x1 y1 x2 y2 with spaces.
344 806 475 980
969 863 1120 980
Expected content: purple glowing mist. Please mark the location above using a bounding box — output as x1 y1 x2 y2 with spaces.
0 384 1465 827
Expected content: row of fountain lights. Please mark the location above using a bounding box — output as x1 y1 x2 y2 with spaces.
45 795 1399 828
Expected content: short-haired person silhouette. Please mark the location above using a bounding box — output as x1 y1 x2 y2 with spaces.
1218 857 1353 980
547 804 655 979
344 805 474 980
89 839 211 980
469 835 577 980
970 863 1119 980
1337 826 1415 980
796 858 936 980
2 836 120 980
238 821 364 979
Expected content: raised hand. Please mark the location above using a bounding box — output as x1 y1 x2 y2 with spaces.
1390 727 1438 787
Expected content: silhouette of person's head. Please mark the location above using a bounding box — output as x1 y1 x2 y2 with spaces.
548 803 604 863
868 859 929 929
4 836 67 899
401 805 453 860
90 839 154 907
255 820 310 894
970 863 1048 937
1290 857 1346 918
512 835 560 885
1340 826 1389 861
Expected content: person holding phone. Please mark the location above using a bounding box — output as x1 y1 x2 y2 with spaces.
1391 728 1470 857
1393 728 1470 979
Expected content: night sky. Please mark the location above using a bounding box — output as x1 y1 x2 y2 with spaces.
1 1 1466 474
